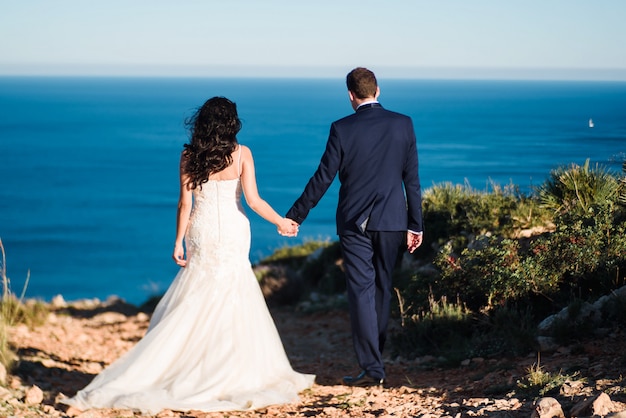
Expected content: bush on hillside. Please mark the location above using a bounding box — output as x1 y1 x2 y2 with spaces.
417 180 552 258
391 160 626 361
539 158 621 217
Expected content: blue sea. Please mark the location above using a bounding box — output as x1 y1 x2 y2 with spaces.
1 77 625 305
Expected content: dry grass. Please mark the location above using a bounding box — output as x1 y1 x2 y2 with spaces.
0 238 48 372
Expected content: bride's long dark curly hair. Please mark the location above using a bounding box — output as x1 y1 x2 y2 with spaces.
182 97 242 190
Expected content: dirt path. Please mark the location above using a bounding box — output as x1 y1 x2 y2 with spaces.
5 298 626 417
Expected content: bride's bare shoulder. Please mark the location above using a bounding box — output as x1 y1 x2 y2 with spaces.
239 144 253 158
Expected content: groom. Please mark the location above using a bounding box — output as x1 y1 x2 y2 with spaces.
286 67 423 386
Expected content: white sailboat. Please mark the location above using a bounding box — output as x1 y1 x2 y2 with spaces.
589 118 594 128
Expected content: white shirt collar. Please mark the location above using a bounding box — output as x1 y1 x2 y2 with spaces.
357 100 379 109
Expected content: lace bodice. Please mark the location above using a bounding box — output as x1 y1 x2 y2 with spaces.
185 178 250 271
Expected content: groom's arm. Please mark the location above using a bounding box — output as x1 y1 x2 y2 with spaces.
286 124 341 224
402 120 423 234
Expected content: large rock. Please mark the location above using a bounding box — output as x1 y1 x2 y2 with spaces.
537 301 599 333
537 285 626 344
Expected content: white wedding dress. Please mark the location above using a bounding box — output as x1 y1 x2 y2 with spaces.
62 176 315 414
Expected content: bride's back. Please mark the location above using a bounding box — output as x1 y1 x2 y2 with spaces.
207 146 241 181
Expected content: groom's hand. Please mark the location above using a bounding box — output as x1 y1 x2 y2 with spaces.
407 231 423 253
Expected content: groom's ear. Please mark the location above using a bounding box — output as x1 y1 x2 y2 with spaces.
348 90 358 110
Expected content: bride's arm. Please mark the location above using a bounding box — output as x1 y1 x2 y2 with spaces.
239 146 298 236
173 152 193 266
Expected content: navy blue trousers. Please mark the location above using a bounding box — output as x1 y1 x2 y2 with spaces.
339 230 405 380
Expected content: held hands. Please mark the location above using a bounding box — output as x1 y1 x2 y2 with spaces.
172 243 187 267
277 218 299 237
407 231 423 253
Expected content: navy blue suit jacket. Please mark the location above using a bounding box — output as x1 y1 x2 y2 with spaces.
287 103 423 235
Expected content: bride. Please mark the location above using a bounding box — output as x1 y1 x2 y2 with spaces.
61 97 315 414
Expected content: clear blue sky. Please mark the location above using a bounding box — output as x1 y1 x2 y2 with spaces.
2 0 625 80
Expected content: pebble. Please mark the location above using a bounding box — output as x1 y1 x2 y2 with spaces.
24 385 44 405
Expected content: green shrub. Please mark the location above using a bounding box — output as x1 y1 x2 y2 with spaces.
539 159 620 217
391 295 537 363
425 161 626 312
434 236 542 310
517 361 582 396
420 180 551 257
430 214 626 315
392 160 626 363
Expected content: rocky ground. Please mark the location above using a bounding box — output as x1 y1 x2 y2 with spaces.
3 296 626 418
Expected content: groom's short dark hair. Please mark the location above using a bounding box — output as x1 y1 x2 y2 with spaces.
346 67 378 99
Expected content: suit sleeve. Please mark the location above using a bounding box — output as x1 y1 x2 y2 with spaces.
403 121 423 233
286 124 341 224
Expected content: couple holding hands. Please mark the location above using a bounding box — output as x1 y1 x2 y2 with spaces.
62 67 423 415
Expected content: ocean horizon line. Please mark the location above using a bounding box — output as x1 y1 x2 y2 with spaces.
2 65 626 82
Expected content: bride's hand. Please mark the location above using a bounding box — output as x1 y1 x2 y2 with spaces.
172 243 187 267
277 218 299 237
